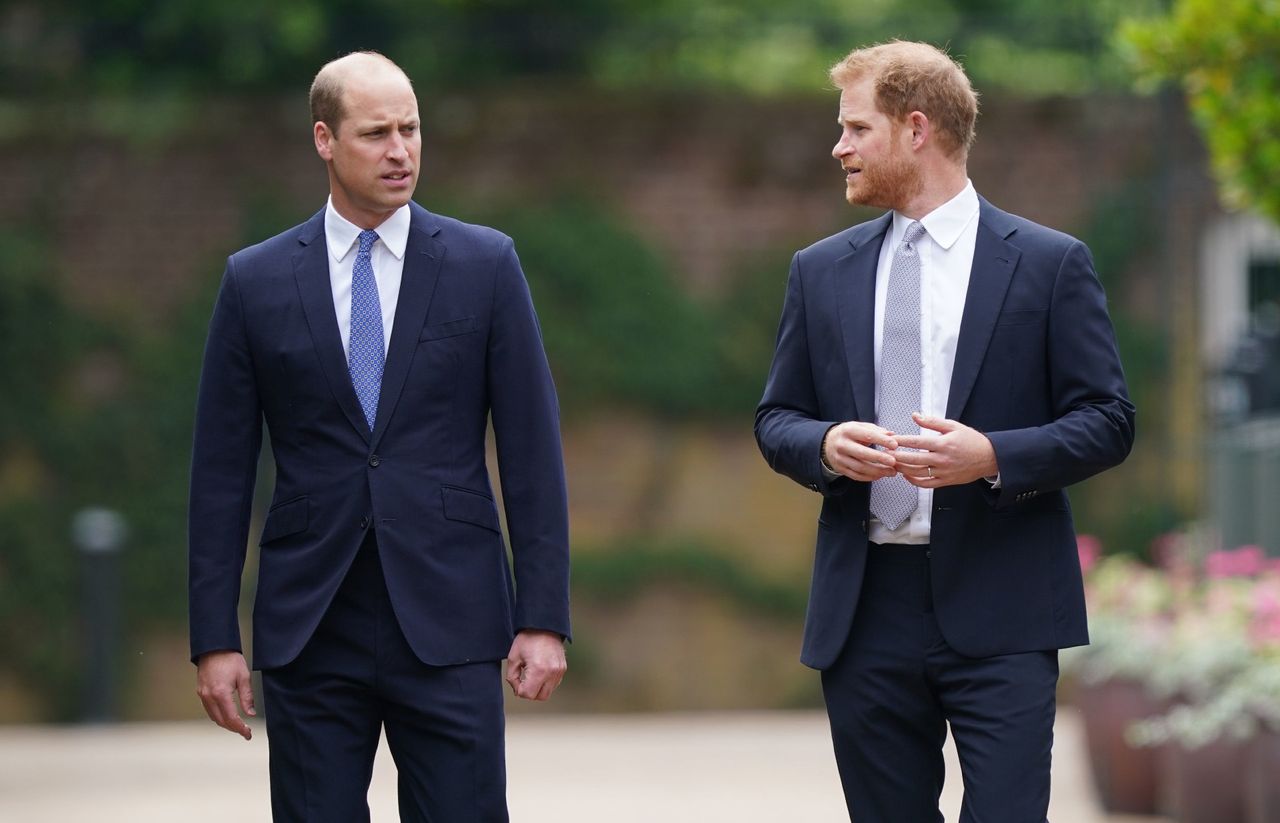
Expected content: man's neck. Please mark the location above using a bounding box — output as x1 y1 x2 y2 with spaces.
897 164 968 221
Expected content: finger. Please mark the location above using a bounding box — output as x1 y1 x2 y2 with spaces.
535 680 555 702
836 458 895 482
237 671 257 718
517 669 545 700
903 473 941 489
912 412 959 434
860 430 899 451
837 440 896 468
504 659 524 692
847 465 897 482
213 691 252 739
198 692 221 725
849 463 901 483
892 435 939 452
837 424 898 451
891 449 930 469
899 464 932 481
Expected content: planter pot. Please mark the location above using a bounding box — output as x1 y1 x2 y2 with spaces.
1076 677 1164 814
1246 727 1280 823
1161 736 1249 823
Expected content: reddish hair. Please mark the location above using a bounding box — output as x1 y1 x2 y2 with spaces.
830 41 978 159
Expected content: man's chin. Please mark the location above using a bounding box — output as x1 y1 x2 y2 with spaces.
844 186 873 208
382 191 416 210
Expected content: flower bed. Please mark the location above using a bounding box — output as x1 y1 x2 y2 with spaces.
1065 537 1280 822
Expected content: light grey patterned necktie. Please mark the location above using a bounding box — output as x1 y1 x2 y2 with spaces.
870 220 926 530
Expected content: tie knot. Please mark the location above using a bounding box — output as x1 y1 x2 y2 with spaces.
902 221 926 248
357 230 379 255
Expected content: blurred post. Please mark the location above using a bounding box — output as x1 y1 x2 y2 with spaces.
72 507 128 723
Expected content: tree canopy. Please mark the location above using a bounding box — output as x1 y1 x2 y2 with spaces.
6 0 1162 99
1121 0 1280 224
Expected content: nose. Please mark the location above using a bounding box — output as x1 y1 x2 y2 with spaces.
832 132 851 161
386 132 408 162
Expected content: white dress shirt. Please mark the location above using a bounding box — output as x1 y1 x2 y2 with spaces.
869 181 980 545
325 198 411 360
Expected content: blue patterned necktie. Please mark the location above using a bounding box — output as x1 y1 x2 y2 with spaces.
348 229 384 431
870 220 926 530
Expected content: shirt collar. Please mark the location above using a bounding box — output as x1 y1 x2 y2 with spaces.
324 197 412 262
891 179 979 251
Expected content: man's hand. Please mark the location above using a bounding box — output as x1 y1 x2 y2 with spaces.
822 421 900 482
505 630 566 702
195 650 255 740
892 413 998 488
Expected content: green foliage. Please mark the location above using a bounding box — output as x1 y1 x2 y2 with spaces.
1120 0 1280 224
1065 180 1184 557
6 0 1164 102
460 196 776 418
0 222 102 718
591 0 1165 97
572 537 807 621
0 190 305 719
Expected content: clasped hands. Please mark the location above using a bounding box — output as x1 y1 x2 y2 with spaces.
822 412 997 487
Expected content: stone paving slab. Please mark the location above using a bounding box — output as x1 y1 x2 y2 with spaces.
0 708 1169 821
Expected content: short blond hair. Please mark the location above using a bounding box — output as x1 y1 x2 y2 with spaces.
830 41 978 159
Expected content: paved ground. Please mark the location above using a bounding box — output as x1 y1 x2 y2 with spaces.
0 708 1167 821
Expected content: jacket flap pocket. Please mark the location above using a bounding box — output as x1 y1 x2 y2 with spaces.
420 316 477 341
261 496 309 544
441 485 500 532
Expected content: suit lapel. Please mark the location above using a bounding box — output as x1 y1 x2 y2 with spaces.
370 206 444 451
836 213 892 422
946 198 1021 419
293 211 372 442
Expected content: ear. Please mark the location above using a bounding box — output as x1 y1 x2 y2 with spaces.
906 111 931 151
314 121 334 162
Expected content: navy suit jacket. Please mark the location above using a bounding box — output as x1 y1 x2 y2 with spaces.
189 202 570 670
755 198 1135 670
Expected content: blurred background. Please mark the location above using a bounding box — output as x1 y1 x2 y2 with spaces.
1 0 1279 819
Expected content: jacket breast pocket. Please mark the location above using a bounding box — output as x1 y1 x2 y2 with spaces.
441 485 501 533
995 309 1047 327
261 495 309 544
420 316 478 342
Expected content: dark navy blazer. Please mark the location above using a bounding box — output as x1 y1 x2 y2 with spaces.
189 202 570 670
755 198 1135 669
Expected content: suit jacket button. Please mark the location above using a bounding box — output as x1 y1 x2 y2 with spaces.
368 454 380 467
360 516 370 530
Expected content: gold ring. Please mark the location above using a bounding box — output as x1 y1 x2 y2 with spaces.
927 467 934 478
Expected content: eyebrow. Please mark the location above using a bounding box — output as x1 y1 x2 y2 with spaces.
359 118 420 130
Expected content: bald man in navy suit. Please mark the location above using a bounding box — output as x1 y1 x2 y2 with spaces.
756 41 1134 822
189 52 569 822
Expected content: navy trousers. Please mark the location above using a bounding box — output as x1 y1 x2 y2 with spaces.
262 533 508 822
821 544 1058 823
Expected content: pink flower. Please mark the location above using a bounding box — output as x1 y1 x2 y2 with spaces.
1206 545 1267 578
1077 534 1101 575
1251 581 1280 645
